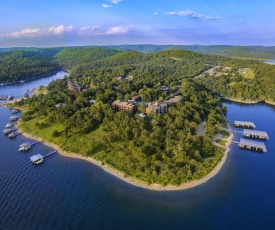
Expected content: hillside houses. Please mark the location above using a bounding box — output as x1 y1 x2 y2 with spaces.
112 100 138 113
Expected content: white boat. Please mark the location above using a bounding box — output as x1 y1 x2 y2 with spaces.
3 128 12 135
11 109 19 114
8 132 16 138
30 154 44 165
18 142 31 151
5 123 12 128
10 116 18 121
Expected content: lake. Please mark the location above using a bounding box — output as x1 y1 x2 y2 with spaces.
265 59 275 64
1 74 275 229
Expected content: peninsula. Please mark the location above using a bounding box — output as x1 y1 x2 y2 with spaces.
8 46 275 189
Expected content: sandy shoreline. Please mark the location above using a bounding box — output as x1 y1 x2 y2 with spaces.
223 97 275 106
18 125 234 191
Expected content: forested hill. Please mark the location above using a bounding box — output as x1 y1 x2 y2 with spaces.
105 44 275 59
0 47 119 83
0 50 60 83
54 47 120 70
69 49 226 79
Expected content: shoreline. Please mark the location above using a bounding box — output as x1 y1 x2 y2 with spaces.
223 97 275 106
18 125 234 191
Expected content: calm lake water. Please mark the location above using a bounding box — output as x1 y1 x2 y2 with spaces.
265 59 275 64
1 74 275 229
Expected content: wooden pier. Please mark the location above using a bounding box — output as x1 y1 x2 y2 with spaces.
30 151 57 165
243 129 269 140
234 121 256 129
238 138 267 152
44 151 57 158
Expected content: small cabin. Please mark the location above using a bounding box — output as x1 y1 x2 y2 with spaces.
243 129 269 140
239 139 267 152
30 154 44 165
234 121 256 129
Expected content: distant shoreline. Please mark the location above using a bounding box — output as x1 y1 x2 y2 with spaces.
222 97 275 106
17 123 234 191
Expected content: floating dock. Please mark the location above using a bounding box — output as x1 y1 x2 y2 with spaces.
30 151 56 165
243 129 269 140
239 138 267 152
30 154 44 165
234 121 256 129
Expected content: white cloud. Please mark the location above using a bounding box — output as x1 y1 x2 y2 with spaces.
0 24 134 39
48 25 73 35
153 12 158 15
102 4 113 8
9 28 42 38
0 25 74 38
165 10 220 20
105 24 133 35
109 0 122 4
79 25 101 35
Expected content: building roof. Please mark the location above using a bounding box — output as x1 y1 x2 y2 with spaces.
112 100 136 109
239 138 267 152
243 129 269 138
234 120 256 128
19 142 31 147
30 154 43 162
165 95 182 104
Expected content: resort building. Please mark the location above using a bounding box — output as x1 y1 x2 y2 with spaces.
165 95 183 107
132 95 141 101
68 79 80 93
146 102 168 114
112 100 138 113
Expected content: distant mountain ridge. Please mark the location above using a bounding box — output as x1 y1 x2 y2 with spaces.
105 45 275 59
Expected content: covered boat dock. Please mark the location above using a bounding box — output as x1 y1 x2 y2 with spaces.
234 120 256 129
243 129 269 140
239 138 267 152
30 154 44 164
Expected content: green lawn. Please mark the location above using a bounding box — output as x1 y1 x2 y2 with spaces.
19 116 104 157
241 68 255 79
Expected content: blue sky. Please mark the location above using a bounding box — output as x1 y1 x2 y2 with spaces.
0 0 274 47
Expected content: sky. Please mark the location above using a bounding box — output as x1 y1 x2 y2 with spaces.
0 0 274 47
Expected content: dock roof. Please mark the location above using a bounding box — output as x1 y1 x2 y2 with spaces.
19 142 31 147
30 154 43 162
239 138 267 152
243 129 269 138
234 120 256 128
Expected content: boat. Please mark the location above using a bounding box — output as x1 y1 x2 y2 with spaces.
11 109 19 114
3 128 12 135
8 132 16 138
30 154 44 165
18 142 31 151
5 123 12 128
10 116 18 121
7 95 13 100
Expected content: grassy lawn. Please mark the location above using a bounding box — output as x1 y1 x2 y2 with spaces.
241 68 255 79
216 139 227 146
19 117 67 146
19 116 105 157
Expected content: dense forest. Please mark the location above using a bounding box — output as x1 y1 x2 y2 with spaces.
195 59 275 102
0 49 60 83
16 49 229 185
106 44 275 59
1 45 275 84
